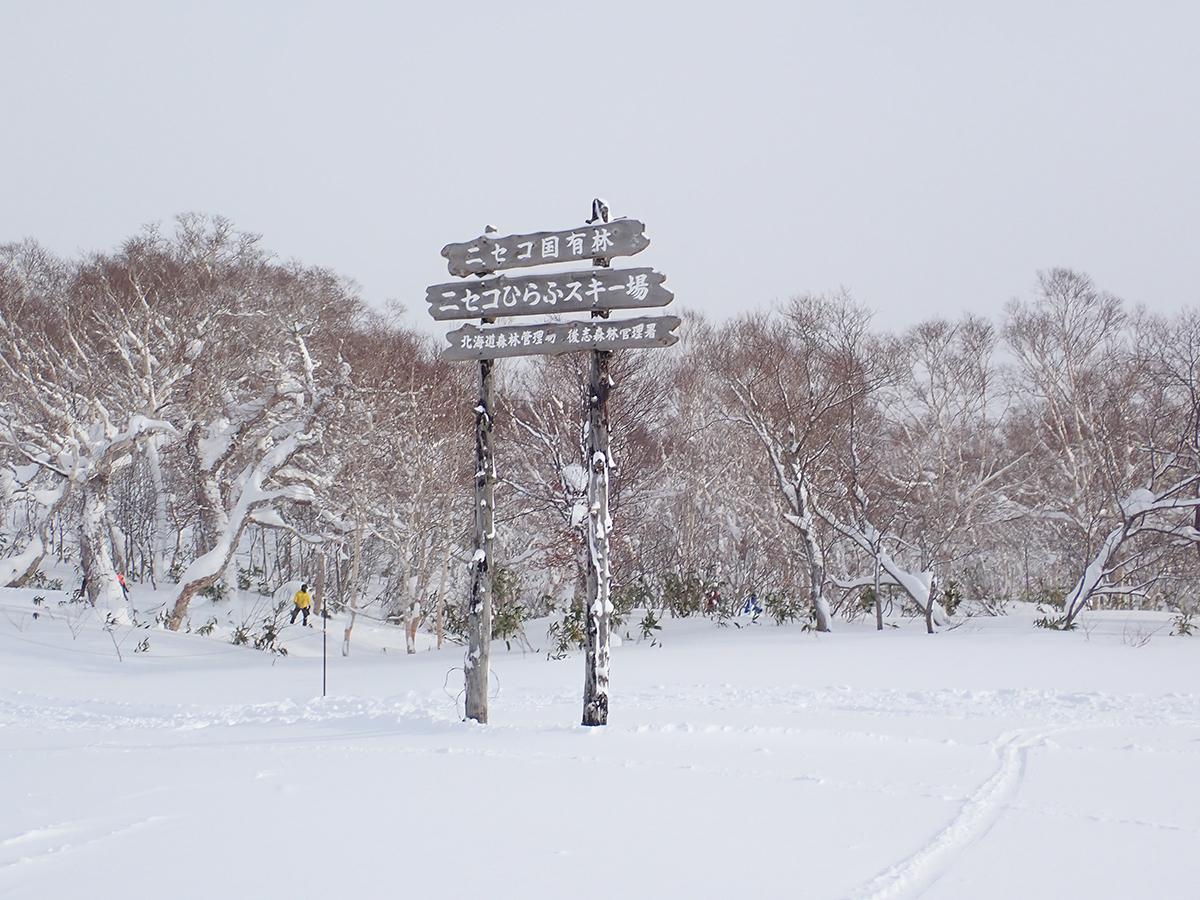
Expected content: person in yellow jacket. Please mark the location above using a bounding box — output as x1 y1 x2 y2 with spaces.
290 583 313 627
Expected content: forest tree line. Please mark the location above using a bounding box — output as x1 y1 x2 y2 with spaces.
3 217 1199 649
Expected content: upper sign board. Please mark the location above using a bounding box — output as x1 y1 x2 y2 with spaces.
441 219 649 277
425 267 672 321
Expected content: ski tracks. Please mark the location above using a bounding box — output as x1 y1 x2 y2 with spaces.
0 816 166 873
847 726 1054 900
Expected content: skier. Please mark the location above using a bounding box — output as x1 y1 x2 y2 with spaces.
290 583 313 627
117 572 130 601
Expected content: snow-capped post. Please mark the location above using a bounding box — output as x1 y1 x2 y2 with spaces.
429 206 678 725
465 289 497 724
582 198 613 727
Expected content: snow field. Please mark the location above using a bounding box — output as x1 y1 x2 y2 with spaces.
1 587 1197 900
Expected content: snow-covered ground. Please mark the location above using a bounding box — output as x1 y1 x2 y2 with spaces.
1 585 1197 899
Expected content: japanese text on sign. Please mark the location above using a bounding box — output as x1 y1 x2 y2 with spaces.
441 315 681 361
441 219 649 277
425 267 671 320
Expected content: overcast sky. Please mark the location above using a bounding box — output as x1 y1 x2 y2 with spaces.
3 0 1197 333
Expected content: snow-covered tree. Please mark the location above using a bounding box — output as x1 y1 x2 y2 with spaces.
0 239 188 618
713 296 893 631
1005 270 1200 625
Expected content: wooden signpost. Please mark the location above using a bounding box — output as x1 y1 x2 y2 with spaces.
442 315 681 361
425 267 674 321
427 201 678 727
441 219 649 277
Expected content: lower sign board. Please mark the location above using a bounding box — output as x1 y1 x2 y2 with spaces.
442 315 681 361
425 267 672 321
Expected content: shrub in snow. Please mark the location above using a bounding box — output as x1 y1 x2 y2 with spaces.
253 619 287 655
1033 613 1076 631
26 570 63 591
637 610 662 647
659 571 711 618
492 601 528 652
546 607 585 660
764 592 804 626
236 564 258 591
1171 610 1195 637
941 581 963 617
491 567 528 651
201 581 228 603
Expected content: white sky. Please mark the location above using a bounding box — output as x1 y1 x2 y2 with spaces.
2 0 1197 333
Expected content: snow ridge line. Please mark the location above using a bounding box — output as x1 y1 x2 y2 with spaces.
846 727 1052 900
509 685 1200 730
0 694 455 733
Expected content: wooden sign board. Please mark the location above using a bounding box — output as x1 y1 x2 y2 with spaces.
442 219 649 277
425 267 673 321
442 315 681 361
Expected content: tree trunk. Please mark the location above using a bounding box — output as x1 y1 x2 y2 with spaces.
187 425 229 556
465 358 496 723
145 436 172 584
925 573 937 635
4 535 47 588
166 529 244 631
80 472 128 621
343 522 362 656
794 481 831 632
583 347 612 726
808 552 832 631
405 600 420 654
435 543 451 650
107 514 128 579
1063 523 1126 627
4 483 70 588
873 550 883 631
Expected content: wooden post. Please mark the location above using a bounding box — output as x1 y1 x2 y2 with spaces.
465 247 497 723
430 207 675 724
314 550 326 617
583 198 613 727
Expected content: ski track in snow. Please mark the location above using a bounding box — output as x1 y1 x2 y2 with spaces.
0 816 166 872
846 727 1053 900
3 679 1197 898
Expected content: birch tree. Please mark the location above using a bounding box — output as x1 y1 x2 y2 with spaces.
0 240 185 618
1005 270 1200 625
714 296 891 631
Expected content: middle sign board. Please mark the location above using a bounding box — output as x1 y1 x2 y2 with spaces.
425 267 672 321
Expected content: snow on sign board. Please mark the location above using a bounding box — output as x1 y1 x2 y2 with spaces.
442 315 681 361
424 267 673 321
441 219 649 277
